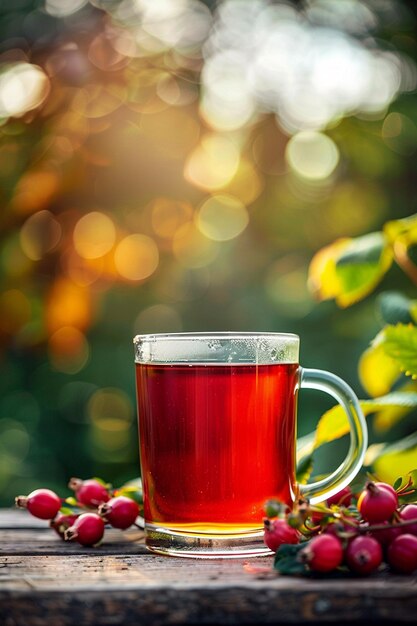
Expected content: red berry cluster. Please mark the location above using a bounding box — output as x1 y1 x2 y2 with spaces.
265 480 417 576
15 478 141 547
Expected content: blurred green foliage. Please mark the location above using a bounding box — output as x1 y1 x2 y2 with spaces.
1 0 417 504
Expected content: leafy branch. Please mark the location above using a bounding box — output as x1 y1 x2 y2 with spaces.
302 213 417 485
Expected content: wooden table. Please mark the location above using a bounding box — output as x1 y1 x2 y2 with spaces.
1 509 416 625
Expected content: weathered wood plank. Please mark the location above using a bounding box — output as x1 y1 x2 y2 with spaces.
1 578 417 625
1 509 417 625
0 528 146 556
0 553 275 589
0 508 46 529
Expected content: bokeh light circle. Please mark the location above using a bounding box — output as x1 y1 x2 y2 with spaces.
184 134 240 191
20 211 62 261
49 326 89 374
87 388 133 455
45 0 87 17
151 198 193 239
0 63 50 118
114 234 159 280
286 131 340 180
73 212 116 259
196 194 249 241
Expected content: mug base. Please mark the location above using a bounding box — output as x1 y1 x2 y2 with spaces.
144 524 273 559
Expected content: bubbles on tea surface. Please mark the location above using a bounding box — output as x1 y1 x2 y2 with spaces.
255 338 270 361
270 348 278 361
207 339 222 350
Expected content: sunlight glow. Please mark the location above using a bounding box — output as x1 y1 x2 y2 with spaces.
184 134 240 190
286 131 340 180
196 195 249 241
114 234 159 280
0 63 50 119
73 212 116 260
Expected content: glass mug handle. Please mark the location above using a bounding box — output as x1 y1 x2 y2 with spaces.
299 368 368 504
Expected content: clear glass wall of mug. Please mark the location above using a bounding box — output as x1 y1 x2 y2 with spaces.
134 332 367 558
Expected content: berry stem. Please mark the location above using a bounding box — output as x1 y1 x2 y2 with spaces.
397 475 413 493
310 504 338 515
338 515 359 527
360 518 417 533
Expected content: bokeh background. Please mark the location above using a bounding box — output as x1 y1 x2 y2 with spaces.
1 0 417 505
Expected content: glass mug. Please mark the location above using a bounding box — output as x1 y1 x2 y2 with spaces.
133 332 367 558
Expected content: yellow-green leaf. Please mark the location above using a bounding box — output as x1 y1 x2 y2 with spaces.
314 392 417 450
296 454 314 485
373 432 417 485
334 232 393 307
384 213 417 245
383 323 417 378
308 238 351 301
308 232 393 308
373 380 417 433
358 332 401 397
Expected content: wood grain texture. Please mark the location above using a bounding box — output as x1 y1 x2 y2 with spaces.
1 509 416 625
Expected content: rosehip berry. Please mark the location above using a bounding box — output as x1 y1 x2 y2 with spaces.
301 534 343 573
357 481 397 523
98 496 139 530
65 513 105 547
345 536 383 575
50 513 79 539
400 504 417 536
68 478 110 507
368 521 402 547
375 482 398 500
15 488 61 520
326 486 352 508
263 518 300 552
387 534 417 574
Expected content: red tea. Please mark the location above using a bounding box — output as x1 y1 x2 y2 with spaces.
135 362 299 533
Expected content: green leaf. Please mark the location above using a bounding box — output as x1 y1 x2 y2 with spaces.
65 496 78 506
296 454 314 485
93 477 112 490
116 485 143 504
398 469 417 503
297 392 417 462
59 506 75 515
373 433 417 486
308 238 352 301
373 381 417 433
274 542 308 575
358 332 401 397
382 324 417 378
316 392 417 449
116 478 143 503
333 232 393 307
384 213 417 244
393 477 403 490
377 431 417 454
391 470 417 503
308 233 393 308
377 291 415 325
336 232 386 266
363 443 386 466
